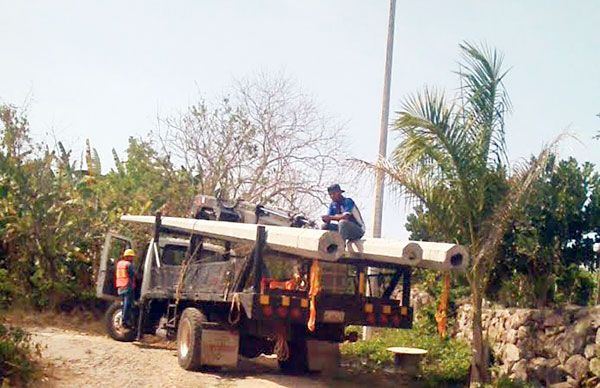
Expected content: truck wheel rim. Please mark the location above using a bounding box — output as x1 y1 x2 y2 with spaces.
112 310 127 336
180 320 192 359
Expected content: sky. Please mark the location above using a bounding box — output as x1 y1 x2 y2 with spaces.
1 1 599 240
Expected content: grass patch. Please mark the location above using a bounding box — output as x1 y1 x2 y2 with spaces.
0 323 42 386
341 323 471 386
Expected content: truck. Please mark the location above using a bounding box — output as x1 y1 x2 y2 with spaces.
96 195 466 373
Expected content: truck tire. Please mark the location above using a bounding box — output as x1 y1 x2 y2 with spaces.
105 301 136 342
278 337 308 375
177 307 206 371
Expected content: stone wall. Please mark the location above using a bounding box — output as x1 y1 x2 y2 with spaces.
455 305 600 386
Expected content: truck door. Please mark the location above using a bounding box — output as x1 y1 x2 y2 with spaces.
96 232 134 300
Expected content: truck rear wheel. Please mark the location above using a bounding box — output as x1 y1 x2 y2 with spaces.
105 301 136 342
177 307 206 371
278 337 308 374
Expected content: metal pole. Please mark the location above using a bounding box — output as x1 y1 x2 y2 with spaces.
594 243 600 304
364 0 397 340
253 226 267 292
373 0 396 235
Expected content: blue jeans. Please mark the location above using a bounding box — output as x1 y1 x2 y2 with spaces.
119 289 133 327
323 220 365 241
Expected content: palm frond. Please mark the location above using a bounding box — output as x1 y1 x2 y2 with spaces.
458 41 511 168
57 141 71 174
92 148 102 176
394 89 477 187
112 148 125 176
392 87 491 234
85 139 94 176
351 157 465 240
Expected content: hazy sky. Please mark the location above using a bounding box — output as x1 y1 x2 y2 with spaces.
1 1 598 239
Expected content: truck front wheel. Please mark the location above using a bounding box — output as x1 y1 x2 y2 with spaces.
177 307 206 371
105 301 136 342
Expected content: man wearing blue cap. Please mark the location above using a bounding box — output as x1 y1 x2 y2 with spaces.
321 184 365 241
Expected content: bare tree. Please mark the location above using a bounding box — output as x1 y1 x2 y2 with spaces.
155 73 343 215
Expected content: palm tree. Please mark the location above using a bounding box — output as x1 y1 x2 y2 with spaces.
367 42 555 384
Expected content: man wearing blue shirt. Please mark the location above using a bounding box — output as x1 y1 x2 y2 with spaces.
321 184 365 241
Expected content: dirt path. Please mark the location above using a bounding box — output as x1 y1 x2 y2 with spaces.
32 327 400 388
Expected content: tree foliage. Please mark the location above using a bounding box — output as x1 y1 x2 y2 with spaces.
0 74 342 311
155 73 342 213
488 156 600 307
0 105 195 310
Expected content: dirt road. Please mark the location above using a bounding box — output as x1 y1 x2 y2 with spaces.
32 327 403 388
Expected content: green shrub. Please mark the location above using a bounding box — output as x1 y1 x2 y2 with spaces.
0 324 41 386
341 322 471 385
493 272 536 308
571 269 595 306
556 264 596 306
0 269 16 309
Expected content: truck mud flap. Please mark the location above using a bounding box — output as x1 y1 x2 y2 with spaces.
306 340 340 372
200 328 240 367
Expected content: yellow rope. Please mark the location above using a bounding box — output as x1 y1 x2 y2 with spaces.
308 259 321 332
435 272 451 338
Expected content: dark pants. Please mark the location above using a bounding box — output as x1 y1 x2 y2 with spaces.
323 220 365 241
119 289 133 327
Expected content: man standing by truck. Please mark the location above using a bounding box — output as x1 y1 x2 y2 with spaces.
321 184 365 241
115 249 136 328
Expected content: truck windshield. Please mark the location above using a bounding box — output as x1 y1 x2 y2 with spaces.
160 244 188 266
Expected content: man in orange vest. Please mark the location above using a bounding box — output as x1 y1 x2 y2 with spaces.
116 249 136 328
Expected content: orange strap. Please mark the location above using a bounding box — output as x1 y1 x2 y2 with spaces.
307 259 321 332
268 279 298 291
435 272 451 338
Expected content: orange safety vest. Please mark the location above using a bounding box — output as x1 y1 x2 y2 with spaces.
115 260 132 289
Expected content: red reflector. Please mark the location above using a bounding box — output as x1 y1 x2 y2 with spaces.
366 313 376 325
262 306 273 317
380 314 388 325
277 306 288 318
392 315 401 326
290 308 302 320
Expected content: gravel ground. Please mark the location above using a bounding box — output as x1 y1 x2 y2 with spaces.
30 327 408 388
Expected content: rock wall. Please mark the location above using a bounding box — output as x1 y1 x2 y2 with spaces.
455 305 600 386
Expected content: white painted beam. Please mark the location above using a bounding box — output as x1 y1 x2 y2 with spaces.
345 239 423 267
120 215 469 271
121 215 345 261
413 241 468 271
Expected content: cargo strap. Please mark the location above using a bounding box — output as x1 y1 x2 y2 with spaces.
174 239 203 305
228 292 242 326
307 259 321 332
274 325 289 361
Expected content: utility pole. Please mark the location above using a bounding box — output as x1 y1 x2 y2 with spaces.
364 0 397 340
594 243 600 304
